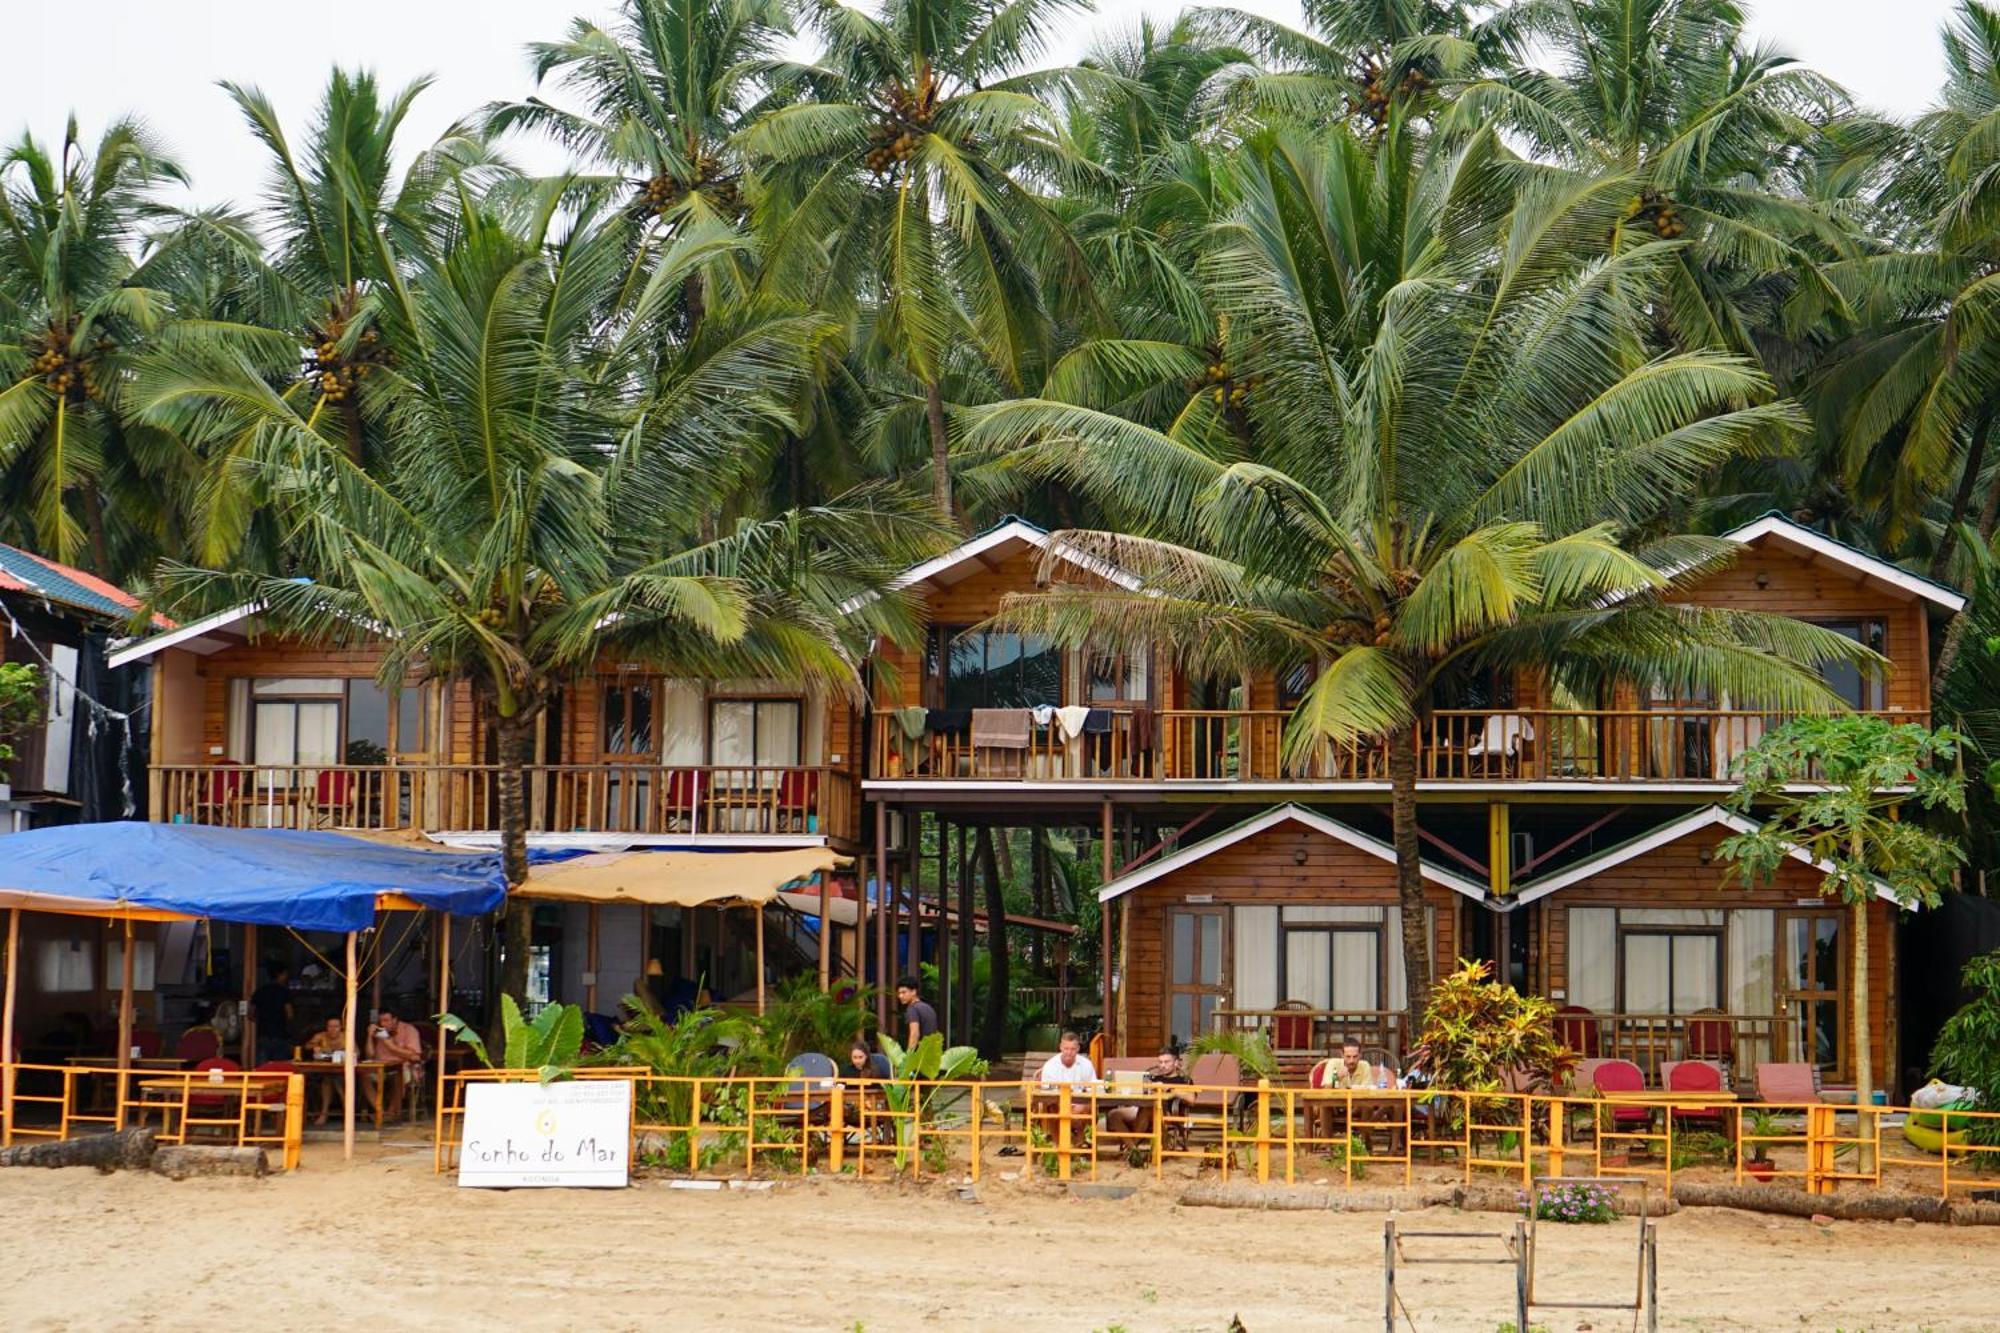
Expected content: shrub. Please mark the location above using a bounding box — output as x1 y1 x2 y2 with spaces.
1408 959 1576 1093
1927 949 2000 1149
1521 1179 1620 1224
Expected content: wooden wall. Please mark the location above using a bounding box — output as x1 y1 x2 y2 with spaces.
1536 821 1897 1090
1119 821 1462 1057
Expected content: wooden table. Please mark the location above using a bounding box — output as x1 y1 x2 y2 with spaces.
293 1061 391 1129
66 1056 189 1069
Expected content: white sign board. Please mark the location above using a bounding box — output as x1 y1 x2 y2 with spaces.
457 1079 633 1189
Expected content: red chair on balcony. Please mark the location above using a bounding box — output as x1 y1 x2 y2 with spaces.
663 768 704 833
313 768 355 827
776 769 820 834
1553 1005 1600 1058
199 766 245 823
1662 1059 1727 1133
1270 999 1314 1050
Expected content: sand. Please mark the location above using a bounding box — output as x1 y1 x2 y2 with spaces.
4 1142 1999 1331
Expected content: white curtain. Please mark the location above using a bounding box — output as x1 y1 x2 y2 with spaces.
1728 910 1776 1014
104 938 157 991
226 679 251 761
1622 908 1722 927
1387 908 1409 1010
35 937 93 992
660 681 705 765
1624 934 1672 1011
1330 931 1379 1009
1567 908 1618 1011
1233 906 1278 1010
1285 931 1331 1007
1284 905 1383 923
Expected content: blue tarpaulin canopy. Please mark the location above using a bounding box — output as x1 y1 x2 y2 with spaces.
0 823 507 931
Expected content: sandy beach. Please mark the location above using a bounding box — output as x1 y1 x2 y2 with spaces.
4 1140 2000 1331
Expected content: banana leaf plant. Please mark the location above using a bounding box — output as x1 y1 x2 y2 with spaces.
874 1032 987 1170
439 994 585 1084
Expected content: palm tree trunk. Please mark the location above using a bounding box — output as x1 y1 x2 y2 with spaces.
925 379 952 518
81 478 111 577
1388 722 1433 1034
342 406 364 467
1928 403 1994 580
977 825 1009 1057
1928 471 2000 697
493 712 535 1031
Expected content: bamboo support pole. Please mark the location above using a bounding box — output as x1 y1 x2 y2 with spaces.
435 913 450 1155
1 908 16 1146
343 929 358 1161
240 922 256 1065
754 904 766 1015
817 874 832 991
115 919 134 1130
1100 799 1113 1050
585 904 600 1012
875 801 890 1027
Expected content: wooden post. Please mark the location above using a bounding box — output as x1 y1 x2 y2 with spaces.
585 904 600 1013
2 908 17 1146
817 873 833 991
753 903 766 1015
875 801 890 1027
115 919 135 1130
240 922 257 1066
343 929 358 1161
1100 799 1114 1051
435 912 451 1150
956 823 973 1049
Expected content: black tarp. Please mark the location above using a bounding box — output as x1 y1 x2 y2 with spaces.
1899 890 2000 1088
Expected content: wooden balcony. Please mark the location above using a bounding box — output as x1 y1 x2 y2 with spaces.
869 708 1926 785
152 763 857 842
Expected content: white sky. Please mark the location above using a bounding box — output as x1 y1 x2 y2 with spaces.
0 0 1961 209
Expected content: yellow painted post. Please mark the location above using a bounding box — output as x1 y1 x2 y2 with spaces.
1152 1091 1164 1180
688 1077 703 1179
829 1084 844 1174
1548 1097 1566 1179
1058 1087 1073 1182
1256 1077 1271 1183
284 1073 304 1171
1519 1093 1533 1186
1284 1088 1297 1185
1807 1105 1834 1195
969 1084 981 1183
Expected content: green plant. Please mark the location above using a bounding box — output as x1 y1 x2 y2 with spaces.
1407 959 1576 1093
1521 1179 1620 1224
1671 1130 1733 1170
1186 1029 1278 1081
1927 949 2000 1150
876 1032 988 1171
0 663 41 765
750 973 875 1065
438 995 583 1083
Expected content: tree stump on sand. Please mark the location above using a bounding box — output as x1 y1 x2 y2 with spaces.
150 1145 268 1180
1675 1183 1955 1223
0 1128 157 1170
1456 1183 1677 1216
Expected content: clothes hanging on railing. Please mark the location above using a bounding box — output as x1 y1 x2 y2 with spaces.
1129 705 1154 753
890 706 929 771
1053 705 1092 740
1081 708 1113 735
971 708 1031 749
925 708 972 734
1030 704 1057 728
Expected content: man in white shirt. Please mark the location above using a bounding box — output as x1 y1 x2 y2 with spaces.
1038 1031 1098 1087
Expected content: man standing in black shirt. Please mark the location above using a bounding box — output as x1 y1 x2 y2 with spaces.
896 975 938 1052
250 964 294 1063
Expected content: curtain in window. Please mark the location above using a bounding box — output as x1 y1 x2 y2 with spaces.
1727 910 1776 1014
1232 906 1278 1010
1567 908 1618 1011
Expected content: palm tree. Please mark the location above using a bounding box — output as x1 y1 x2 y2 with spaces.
965 116 1867 1022
485 0 795 334
0 117 187 576
137 192 941 998
739 0 1107 516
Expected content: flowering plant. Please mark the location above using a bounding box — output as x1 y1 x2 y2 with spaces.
1520 1180 1619 1224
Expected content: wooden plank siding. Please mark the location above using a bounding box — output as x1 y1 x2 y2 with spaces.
1119 823 1460 1058
1533 821 1896 1089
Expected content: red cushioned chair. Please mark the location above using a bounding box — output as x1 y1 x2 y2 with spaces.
663 768 704 832
1664 1059 1727 1133
1270 999 1314 1050
187 1056 244 1119
776 769 820 832
1587 1058 1653 1134
1554 1005 1600 1058
174 1026 222 1064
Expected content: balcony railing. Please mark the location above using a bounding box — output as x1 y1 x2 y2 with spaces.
152 763 856 842
869 708 1925 784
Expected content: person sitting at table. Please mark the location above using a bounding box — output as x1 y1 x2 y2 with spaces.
1323 1038 1377 1090
368 1005 425 1121
304 1017 348 1125
845 1043 877 1079
1104 1048 1192 1139
1030 1031 1099 1141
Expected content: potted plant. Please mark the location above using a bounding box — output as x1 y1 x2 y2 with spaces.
1743 1108 1780 1180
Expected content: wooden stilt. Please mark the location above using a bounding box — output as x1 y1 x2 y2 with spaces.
115 919 135 1130
875 801 890 1027
435 913 451 1153
240 922 257 1066
817 873 833 991
585 905 600 1013
1100 799 1114 1051
343 929 358 1161
2 908 18 1146
754 903 767 1015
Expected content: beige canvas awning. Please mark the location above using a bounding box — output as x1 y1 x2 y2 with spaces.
520 848 851 907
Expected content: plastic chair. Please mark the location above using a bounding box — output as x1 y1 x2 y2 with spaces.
188 1056 243 1117
1664 1059 1727 1131
175 1026 222 1063
663 768 705 832
781 1052 839 1128
1587 1058 1652 1132
1553 1005 1600 1058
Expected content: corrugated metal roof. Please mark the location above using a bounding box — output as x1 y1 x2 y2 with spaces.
0 543 161 626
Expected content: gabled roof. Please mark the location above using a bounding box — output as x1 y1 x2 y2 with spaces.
1097 803 1488 905
106 600 267 668
1717 512 1965 612
1508 804 1898 905
0 543 167 628
843 517 1142 614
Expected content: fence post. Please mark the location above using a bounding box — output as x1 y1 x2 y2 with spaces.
284 1074 304 1172
1058 1086 1073 1182
1382 1218 1397 1333
688 1076 702 1179
1547 1097 1566 1179
829 1084 844 1174
1807 1104 1835 1195
968 1083 981 1183
1514 1217 1531 1333
1256 1077 1271 1184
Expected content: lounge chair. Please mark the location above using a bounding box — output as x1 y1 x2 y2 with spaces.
1754 1062 1824 1105
1182 1052 1242 1140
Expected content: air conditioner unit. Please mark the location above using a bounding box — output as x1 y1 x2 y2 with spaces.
1511 830 1534 875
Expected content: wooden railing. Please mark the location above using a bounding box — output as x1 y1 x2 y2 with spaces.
152 763 857 842
870 708 1926 783
1553 1010 1781 1088
1213 1008 1412 1064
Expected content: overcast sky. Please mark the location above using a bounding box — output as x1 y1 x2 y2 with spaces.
0 0 1962 208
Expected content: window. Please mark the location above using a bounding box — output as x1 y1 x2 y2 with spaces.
709 699 802 768
1086 647 1149 703
1277 662 1318 711
1280 926 1384 1010
600 677 660 759
1812 620 1887 711
929 627 1060 709
1619 930 1721 1014
251 679 343 769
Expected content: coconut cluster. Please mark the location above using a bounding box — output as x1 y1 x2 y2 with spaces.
24 318 107 404
1625 189 1686 239
303 310 387 405
1349 57 1432 126
1200 358 1265 411
865 81 935 177
636 154 741 218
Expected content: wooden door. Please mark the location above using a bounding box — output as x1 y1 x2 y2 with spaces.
1166 906 1229 1048
1777 909 1845 1080
598 674 661 831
